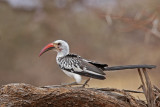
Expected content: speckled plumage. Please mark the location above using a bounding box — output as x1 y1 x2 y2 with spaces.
40 40 108 84
56 53 107 83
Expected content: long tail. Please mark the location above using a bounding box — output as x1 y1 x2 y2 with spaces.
104 65 156 71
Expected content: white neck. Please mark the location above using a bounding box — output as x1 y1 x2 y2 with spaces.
57 50 68 58
56 48 69 63
57 45 69 57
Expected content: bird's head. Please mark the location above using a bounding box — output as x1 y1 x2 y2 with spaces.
39 40 69 57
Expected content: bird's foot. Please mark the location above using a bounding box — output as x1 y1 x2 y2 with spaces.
40 82 89 88
40 85 63 88
75 84 89 88
62 78 91 88
61 82 82 87
61 83 89 88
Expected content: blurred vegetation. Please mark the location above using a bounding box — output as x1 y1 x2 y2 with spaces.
0 0 159 99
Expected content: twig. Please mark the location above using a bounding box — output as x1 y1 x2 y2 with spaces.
122 89 143 93
138 68 156 107
138 68 148 104
153 85 160 93
89 87 143 94
142 68 155 107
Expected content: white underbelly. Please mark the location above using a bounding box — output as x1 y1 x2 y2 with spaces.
63 70 75 78
62 70 82 83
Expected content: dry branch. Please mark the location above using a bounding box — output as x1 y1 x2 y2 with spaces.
90 7 160 41
137 68 157 107
95 88 143 93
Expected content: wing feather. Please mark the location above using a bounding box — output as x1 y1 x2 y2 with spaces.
60 54 106 80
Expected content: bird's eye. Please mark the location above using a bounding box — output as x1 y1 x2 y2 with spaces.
58 43 61 46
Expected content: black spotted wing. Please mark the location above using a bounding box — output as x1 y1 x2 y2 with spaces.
60 54 106 80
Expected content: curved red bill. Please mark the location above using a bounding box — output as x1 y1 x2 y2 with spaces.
39 43 55 57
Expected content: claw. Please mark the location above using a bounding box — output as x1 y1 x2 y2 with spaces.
60 82 82 87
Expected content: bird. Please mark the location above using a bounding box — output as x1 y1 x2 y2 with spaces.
39 40 108 87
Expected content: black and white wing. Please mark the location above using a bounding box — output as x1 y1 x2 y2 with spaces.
58 54 106 80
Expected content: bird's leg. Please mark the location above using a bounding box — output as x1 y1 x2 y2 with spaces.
82 78 90 88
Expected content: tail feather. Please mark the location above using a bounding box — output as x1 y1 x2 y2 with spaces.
88 61 108 70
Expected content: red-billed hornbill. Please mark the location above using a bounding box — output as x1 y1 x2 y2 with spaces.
39 40 108 87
